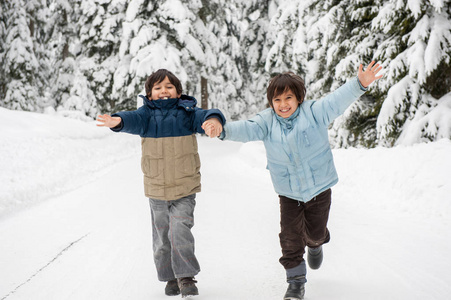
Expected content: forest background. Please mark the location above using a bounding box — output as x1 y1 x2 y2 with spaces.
1 0 450 148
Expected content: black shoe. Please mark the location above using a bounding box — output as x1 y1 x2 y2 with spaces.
165 279 180 296
307 246 323 270
283 282 305 300
178 277 199 298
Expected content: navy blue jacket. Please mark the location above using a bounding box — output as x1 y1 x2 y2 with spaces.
111 94 225 137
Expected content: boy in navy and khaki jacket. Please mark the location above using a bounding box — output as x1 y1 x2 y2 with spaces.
97 69 225 298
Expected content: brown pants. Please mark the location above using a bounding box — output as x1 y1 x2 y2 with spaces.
279 189 332 269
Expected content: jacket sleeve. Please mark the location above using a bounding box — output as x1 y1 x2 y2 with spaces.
309 77 367 127
220 110 269 142
192 108 226 134
110 106 148 136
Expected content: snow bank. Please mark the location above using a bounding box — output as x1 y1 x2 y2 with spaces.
0 108 140 217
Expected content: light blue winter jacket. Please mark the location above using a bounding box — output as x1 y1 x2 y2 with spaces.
221 77 367 202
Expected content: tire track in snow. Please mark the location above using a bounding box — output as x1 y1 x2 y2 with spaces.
1 233 90 300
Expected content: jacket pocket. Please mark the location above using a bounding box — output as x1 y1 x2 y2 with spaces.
141 138 164 179
175 154 197 178
308 148 334 185
141 156 163 179
174 135 199 179
267 162 292 193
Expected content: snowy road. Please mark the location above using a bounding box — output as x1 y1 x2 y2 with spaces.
1 128 451 299
0 156 155 300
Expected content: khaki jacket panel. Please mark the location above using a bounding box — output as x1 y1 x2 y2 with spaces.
141 134 201 200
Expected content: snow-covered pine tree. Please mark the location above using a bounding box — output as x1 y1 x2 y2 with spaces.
327 0 386 148
304 0 355 94
202 0 258 120
75 0 128 115
371 0 451 146
197 0 222 109
168 0 217 100
0 1 6 102
0 0 40 111
43 0 97 119
265 0 307 77
233 0 272 118
27 0 55 111
195 0 244 120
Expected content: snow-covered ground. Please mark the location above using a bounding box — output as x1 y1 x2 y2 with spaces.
1 107 450 300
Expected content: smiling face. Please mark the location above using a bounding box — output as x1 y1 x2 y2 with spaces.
149 76 181 100
272 89 300 118
266 72 306 118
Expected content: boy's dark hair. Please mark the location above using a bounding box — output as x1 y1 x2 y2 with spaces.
145 69 183 97
266 72 306 108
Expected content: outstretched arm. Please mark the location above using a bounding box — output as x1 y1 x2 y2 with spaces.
220 110 270 142
96 114 122 128
310 61 384 126
358 61 383 88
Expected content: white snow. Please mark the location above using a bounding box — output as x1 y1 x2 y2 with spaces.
397 92 451 145
1 108 451 299
0 107 139 216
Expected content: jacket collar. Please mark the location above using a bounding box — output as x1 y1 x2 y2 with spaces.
139 94 198 111
275 106 300 130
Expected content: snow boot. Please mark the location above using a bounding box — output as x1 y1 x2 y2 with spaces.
178 277 198 298
307 246 323 270
165 279 180 296
283 276 305 300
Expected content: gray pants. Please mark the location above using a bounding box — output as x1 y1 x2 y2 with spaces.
149 194 200 281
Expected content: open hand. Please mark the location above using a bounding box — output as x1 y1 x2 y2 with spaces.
358 61 383 88
96 114 122 128
202 118 223 138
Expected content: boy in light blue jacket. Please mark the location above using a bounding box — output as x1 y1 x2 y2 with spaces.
203 62 383 300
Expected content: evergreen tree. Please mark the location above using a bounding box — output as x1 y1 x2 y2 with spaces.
372 0 451 146
169 0 220 103
0 0 40 111
327 0 385 148
0 1 6 102
204 0 249 120
235 0 272 117
44 0 96 119
266 0 307 75
205 0 272 120
75 0 128 115
28 0 54 110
